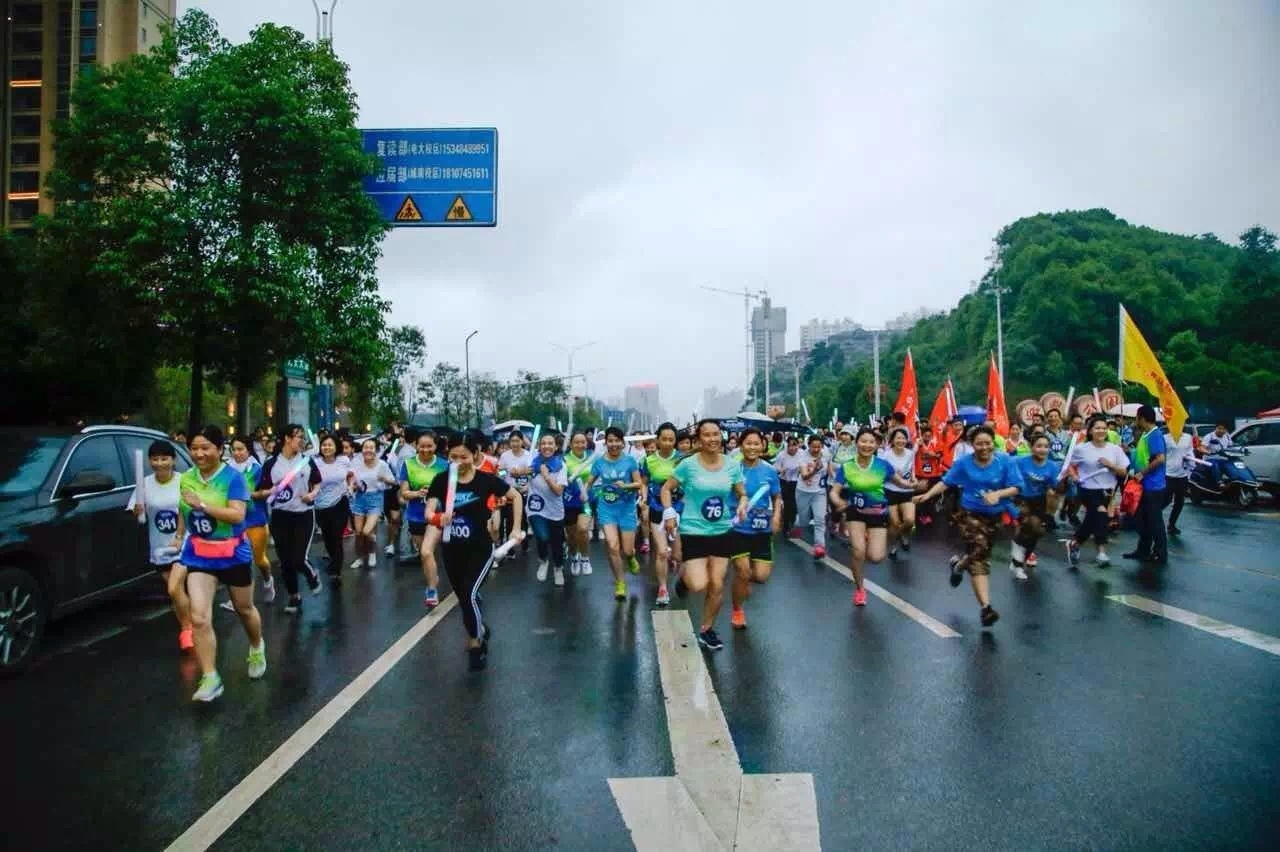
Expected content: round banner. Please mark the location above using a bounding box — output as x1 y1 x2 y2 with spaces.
1039 392 1066 417
1074 393 1099 418
1016 399 1043 427
1098 387 1122 414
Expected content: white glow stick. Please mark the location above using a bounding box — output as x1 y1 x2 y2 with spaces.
1063 386 1075 417
1055 432 1081 483
133 449 146 525
746 483 771 510
440 462 459 542
493 530 526 560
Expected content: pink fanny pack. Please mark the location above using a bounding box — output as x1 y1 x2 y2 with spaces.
190 535 243 559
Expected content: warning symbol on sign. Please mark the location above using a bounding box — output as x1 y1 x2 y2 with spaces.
394 196 423 222
445 196 473 221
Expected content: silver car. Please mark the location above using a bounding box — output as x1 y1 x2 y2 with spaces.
1232 418 1280 496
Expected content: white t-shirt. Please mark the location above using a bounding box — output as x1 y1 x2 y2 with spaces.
1071 441 1130 490
527 464 568 521
878 447 917 493
1165 432 1193 479
773 449 805 482
796 449 831 494
1204 432 1233 454
952 442 973 464
313 456 351 509
499 449 535 492
353 458 396 494
127 474 182 565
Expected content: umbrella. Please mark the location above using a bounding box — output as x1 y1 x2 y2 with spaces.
1256 406 1280 418
1105 403 1163 420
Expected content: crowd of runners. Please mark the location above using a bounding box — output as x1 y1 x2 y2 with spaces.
133 401 1190 701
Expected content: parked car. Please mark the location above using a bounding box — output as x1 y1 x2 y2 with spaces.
0 425 192 676
1231 418 1280 496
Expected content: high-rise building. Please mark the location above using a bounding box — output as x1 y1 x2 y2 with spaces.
2 0 177 230
702 386 744 418
624 382 664 431
751 297 786 375
800 317 861 351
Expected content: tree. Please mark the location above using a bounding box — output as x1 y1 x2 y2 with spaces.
44 10 389 435
416 362 468 427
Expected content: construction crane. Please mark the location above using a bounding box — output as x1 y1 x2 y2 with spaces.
701 285 770 411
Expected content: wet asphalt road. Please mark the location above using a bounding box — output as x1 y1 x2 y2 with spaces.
3 502 1279 851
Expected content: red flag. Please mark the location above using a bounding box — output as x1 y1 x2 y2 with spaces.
928 381 952 437
986 354 1010 436
891 349 919 440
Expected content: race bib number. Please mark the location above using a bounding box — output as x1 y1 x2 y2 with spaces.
750 514 770 531
273 486 294 505
701 496 725 521
921 461 935 476
1051 440 1064 455
448 521 471 540
154 509 179 535
528 494 545 512
851 493 867 510
188 511 215 537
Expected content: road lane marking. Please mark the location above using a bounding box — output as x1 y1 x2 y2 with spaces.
609 611 822 851
790 538 961 638
1106 594 1280 657
166 594 459 852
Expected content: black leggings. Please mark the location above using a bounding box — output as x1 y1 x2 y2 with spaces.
442 543 495 639
269 509 318 596
1073 488 1112 546
780 480 797 531
1164 478 1187 526
316 498 349 575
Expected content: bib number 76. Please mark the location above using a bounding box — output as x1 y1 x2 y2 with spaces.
701 496 724 521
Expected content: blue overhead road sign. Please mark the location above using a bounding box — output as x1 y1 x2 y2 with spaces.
361 127 498 227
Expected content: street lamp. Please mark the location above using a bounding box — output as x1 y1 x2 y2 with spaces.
311 0 338 43
984 244 1009 385
553 340 596 422
465 329 479 425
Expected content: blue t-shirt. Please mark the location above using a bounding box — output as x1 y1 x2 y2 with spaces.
942 453 1025 516
1014 455 1061 500
733 460 781 535
1134 427 1167 491
591 453 640 507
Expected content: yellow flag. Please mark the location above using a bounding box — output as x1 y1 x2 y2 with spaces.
1118 304 1188 436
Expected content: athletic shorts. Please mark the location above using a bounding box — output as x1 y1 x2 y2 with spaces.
596 499 638 532
846 511 889 529
408 519 432 537
730 532 773 563
351 490 383 517
153 561 181 574
564 507 584 527
186 562 252 587
681 532 735 561
383 488 401 514
886 490 914 506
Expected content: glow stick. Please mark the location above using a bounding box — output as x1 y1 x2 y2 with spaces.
1054 432 1081 483
1093 387 1102 417
271 453 311 496
306 427 320 453
607 416 613 428
133 449 146 525
530 424 541 451
746 483 771 510
440 462 459 543
1063 386 1075 417
492 530 527 560
801 399 811 423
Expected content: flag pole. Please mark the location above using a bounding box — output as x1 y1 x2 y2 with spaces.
1117 303 1126 407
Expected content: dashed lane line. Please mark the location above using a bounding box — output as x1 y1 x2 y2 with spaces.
1106 594 1280 657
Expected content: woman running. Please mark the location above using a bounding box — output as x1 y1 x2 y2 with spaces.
562 431 595 576
729 429 781 628
1064 415 1130 568
878 427 918 560
426 431 524 671
914 424 944 527
498 431 535 552
350 438 397 570
257 424 322 614
641 422 685 607
225 437 275 605
181 426 266 702
382 430 415 559
795 434 831 559
830 427 914 606
313 435 354 587
587 426 644 600
661 419 747 651
128 439 193 650
1006 423 1030 456
527 433 568 586
1009 433 1062 580
914 425 1024 627
399 431 449 609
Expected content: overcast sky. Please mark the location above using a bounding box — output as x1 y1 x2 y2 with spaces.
189 0 1279 420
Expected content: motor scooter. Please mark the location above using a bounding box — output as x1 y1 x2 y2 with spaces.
1189 448 1261 508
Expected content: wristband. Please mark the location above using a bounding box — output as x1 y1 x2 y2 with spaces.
662 507 678 522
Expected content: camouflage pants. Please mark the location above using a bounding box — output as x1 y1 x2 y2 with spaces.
1013 497 1049 554
957 511 1001 576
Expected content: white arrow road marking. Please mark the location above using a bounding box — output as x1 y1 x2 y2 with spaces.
609 611 822 851
790 538 961 638
1106 594 1280 656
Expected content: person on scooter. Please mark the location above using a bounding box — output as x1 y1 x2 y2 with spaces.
1203 422 1233 455
1124 405 1167 566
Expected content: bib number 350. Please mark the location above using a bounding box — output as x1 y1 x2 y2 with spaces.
700 496 725 521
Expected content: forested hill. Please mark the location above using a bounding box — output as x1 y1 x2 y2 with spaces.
802 209 1279 419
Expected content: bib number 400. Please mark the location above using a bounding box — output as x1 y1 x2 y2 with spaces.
449 522 471 540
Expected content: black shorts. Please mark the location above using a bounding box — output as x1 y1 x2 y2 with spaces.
408 520 431 537
681 533 736 561
886 490 914 506
565 507 583 527
186 562 253 587
730 532 774 563
383 488 401 514
845 512 889 529
154 561 180 574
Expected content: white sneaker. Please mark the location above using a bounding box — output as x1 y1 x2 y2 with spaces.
554 567 565 587
261 575 276 603
384 544 395 556
246 641 267 680
192 672 224 703
1010 561 1028 581
219 599 236 612
569 556 582 576
1010 541 1027 564
1096 552 1111 566
581 559 593 576
311 577 324 596
536 560 549 582
350 558 365 570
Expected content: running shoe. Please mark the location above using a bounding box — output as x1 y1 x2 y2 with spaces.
628 555 641 575
309 576 323 596
247 642 267 680
789 527 802 538
980 605 1000 627
697 628 724 651
1167 524 1181 537
1096 552 1111 567
384 544 395 556
949 555 964 587
853 587 868 607
425 587 440 609
219 599 236 613
900 536 911 552
468 645 487 672
569 556 582 577
261 575 276 603
731 607 746 629
1010 541 1026 565
1066 540 1081 569
581 559 594 576
536 560 549 582
1025 552 1038 568
285 595 301 614
554 567 565 587
888 546 898 562
614 579 626 601
1010 561 1028 581
656 585 671 607
638 540 650 555
349 557 365 571
813 545 826 560
178 628 194 651
343 526 353 538
192 672 224 703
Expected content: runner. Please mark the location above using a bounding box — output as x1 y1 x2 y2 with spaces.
914 424 944 527
225 436 275 604
1009 433 1062 580
349 438 397 569
587 426 644 600
878 427 918 560
425 432 524 672
830 427 914 606
914 425 1024 627
1006 423 1031 456
498 431 535 553
399 431 449 609
180 426 266 702
772 434 803 536
313 435 354 587
729 429 781 628
661 419 747 651
562 431 595 576
1064 415 1130 568
381 430 414 558
641 422 685 606
258 424 322 614
828 426 857 542
128 439 193 650
795 434 831 559
631 435 653 556
527 433 569 586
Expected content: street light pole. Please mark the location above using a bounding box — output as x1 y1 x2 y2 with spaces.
464 329 478 426
872 329 881 419
310 0 338 42
763 301 772 412
552 340 596 425
986 243 1008 385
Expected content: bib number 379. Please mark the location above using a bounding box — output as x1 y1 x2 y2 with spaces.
701 496 725 521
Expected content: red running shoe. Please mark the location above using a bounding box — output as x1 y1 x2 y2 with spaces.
1025 552 1038 568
